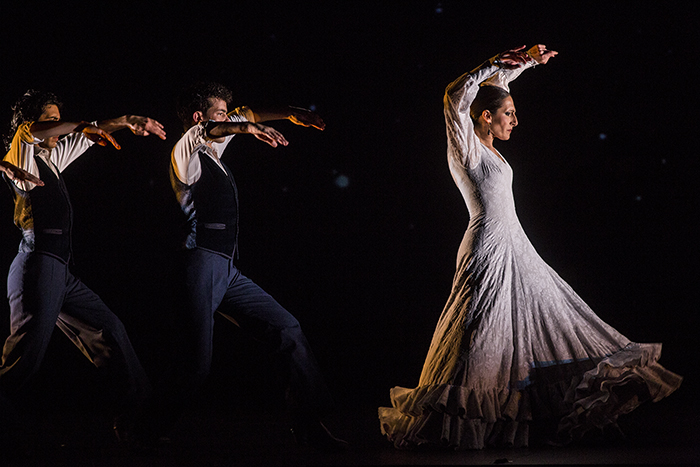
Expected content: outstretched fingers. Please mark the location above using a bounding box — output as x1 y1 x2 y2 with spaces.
17 169 44 186
528 44 558 64
289 107 326 131
128 116 167 140
0 162 44 186
82 126 121 150
253 125 289 147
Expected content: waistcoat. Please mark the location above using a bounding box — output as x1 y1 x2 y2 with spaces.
6 156 73 262
171 150 239 258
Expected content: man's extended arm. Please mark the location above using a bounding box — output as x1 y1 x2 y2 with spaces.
250 106 325 130
96 115 167 140
29 121 121 148
204 105 325 147
205 121 289 148
0 160 43 186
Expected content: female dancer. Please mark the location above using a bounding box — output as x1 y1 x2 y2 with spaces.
379 45 682 450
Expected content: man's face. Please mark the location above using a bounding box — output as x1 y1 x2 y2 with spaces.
204 98 228 122
37 104 61 150
201 98 228 143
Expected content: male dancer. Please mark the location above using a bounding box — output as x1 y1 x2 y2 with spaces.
165 81 346 450
1 89 166 429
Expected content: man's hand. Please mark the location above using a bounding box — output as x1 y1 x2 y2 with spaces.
248 123 289 147
0 161 44 186
288 107 326 131
81 125 122 150
126 115 167 140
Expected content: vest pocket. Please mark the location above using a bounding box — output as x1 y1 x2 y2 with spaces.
203 223 226 230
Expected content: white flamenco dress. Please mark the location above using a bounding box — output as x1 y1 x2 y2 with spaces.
378 56 682 449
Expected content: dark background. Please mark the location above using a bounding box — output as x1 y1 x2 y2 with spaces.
1 1 697 418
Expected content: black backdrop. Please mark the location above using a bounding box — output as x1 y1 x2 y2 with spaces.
1 1 697 413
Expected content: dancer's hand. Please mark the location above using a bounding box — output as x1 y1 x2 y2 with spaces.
0 161 44 186
527 44 558 64
125 115 167 140
79 124 122 150
288 107 326 131
249 123 289 147
497 45 530 68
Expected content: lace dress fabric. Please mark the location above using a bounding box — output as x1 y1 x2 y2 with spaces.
378 57 683 450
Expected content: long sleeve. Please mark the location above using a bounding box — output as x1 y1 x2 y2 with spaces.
3 123 42 192
50 127 95 172
171 106 253 185
481 58 535 92
2 122 93 191
444 56 536 169
171 124 209 185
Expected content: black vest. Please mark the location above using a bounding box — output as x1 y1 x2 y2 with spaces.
171 150 239 258
7 156 73 262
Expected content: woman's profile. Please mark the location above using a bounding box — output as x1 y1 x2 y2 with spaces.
378 44 682 450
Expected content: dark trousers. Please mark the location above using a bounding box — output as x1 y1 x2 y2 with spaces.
174 248 333 418
0 252 151 409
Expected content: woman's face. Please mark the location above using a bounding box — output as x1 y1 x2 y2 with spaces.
490 96 518 141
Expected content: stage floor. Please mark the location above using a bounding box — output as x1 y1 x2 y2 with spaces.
3 394 698 466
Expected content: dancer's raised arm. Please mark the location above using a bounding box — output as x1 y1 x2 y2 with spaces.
444 44 555 168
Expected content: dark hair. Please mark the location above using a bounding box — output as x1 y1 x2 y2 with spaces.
5 89 63 151
176 81 233 130
469 85 510 124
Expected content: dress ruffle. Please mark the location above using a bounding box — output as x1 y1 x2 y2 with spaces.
557 343 682 441
379 343 682 450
